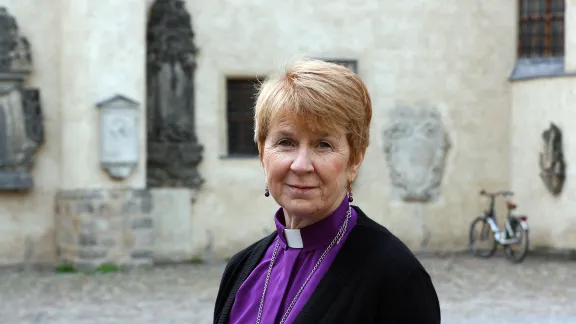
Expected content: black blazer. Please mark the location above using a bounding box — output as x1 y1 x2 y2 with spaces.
214 206 441 324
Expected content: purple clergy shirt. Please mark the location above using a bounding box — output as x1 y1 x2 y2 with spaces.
228 197 358 324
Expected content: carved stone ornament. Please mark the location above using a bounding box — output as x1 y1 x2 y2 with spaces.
539 122 565 195
0 7 43 191
383 106 450 202
97 94 140 180
146 0 204 189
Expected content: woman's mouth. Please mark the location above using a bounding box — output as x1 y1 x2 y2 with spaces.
287 184 316 192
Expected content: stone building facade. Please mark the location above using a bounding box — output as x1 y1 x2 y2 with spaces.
0 0 575 268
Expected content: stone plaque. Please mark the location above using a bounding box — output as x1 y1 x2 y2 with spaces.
0 7 44 191
97 94 139 180
383 106 450 202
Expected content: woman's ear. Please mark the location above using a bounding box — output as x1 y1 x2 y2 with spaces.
348 149 366 183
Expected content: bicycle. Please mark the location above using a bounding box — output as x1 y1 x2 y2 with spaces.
468 190 530 263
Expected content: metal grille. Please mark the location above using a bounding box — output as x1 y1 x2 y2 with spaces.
518 0 565 58
226 78 260 156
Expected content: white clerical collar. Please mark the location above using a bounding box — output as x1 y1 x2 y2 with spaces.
283 228 304 248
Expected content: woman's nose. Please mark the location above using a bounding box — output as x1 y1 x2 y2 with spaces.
290 147 314 173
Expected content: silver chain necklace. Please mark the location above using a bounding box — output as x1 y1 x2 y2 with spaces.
255 206 352 324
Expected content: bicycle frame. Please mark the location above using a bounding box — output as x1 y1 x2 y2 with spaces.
481 193 529 245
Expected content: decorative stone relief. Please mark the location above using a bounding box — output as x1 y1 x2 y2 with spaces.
539 122 565 196
55 189 154 271
97 94 140 180
383 106 450 202
0 7 43 191
146 0 204 189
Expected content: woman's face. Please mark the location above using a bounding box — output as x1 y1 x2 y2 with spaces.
262 119 363 222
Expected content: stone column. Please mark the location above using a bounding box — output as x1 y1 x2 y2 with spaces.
144 0 205 263
55 0 152 271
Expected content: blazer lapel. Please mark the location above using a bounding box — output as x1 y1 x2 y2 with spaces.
293 222 365 324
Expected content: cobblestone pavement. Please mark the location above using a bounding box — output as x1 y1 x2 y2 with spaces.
0 254 575 324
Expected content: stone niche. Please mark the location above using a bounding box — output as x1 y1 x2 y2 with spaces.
383 106 451 202
55 189 154 271
0 7 44 191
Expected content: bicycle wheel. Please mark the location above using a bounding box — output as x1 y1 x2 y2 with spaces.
504 217 529 263
469 216 497 258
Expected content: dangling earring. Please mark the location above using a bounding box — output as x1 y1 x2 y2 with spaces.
264 184 270 197
348 183 353 203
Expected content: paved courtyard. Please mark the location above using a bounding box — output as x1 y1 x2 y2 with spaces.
0 253 575 324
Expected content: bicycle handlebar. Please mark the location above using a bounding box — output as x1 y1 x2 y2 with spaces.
479 189 514 197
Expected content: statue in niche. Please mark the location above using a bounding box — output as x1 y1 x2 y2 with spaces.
539 123 565 196
383 106 450 202
0 7 43 191
146 0 204 189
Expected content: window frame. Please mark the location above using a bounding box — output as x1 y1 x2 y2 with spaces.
223 77 262 158
517 0 565 58
510 0 570 81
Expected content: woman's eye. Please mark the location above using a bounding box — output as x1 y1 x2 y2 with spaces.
318 141 332 149
278 139 293 147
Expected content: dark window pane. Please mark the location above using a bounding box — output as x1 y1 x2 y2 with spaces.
520 0 530 16
520 21 530 35
551 19 564 35
226 78 262 155
522 0 545 15
551 20 564 55
550 0 565 14
532 37 545 56
518 0 564 58
534 20 545 37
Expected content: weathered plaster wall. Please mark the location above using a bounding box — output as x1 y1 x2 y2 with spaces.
59 0 147 190
0 0 148 266
566 0 576 71
185 0 517 257
0 0 60 265
0 0 522 266
510 77 576 250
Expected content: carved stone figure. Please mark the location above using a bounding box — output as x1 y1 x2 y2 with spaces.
146 0 204 189
383 106 450 202
539 123 565 195
0 7 43 191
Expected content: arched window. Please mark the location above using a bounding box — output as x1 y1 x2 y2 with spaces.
518 0 565 58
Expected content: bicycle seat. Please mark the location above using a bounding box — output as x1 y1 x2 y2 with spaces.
506 201 517 210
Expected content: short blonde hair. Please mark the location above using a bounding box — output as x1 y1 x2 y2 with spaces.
253 58 372 165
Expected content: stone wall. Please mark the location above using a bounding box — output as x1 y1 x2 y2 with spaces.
0 0 148 267
185 0 517 256
55 189 154 271
0 0 61 266
510 76 576 250
2 0 576 267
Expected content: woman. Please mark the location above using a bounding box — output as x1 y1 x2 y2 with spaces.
214 58 441 324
